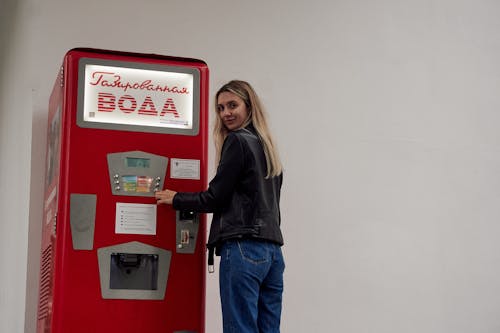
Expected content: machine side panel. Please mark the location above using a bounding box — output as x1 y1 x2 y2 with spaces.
36 67 64 333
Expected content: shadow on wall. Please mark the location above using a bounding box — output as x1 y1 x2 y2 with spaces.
0 0 19 82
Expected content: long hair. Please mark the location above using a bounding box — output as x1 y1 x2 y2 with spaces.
213 80 282 177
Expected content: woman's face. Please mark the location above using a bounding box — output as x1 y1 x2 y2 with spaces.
217 91 249 131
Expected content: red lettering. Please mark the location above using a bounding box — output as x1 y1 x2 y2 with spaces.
88 71 190 95
90 72 114 86
118 95 137 113
97 93 115 112
138 96 158 116
160 98 180 118
96 93 180 119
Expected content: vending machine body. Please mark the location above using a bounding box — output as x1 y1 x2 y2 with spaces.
37 48 208 333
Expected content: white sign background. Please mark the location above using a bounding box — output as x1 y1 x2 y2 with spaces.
83 64 194 129
115 202 157 235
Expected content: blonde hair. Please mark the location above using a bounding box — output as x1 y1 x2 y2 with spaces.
213 80 282 177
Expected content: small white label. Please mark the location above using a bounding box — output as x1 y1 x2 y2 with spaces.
181 230 190 244
115 203 157 235
170 158 200 180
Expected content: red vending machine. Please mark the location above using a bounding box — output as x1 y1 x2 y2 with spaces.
37 48 209 333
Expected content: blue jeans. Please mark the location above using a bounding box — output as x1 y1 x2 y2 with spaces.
219 239 285 333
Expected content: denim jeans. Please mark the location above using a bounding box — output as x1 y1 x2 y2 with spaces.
219 239 285 333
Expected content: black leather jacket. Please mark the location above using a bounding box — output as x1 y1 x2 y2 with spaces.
173 125 283 257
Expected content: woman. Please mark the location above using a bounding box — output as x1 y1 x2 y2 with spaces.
155 80 285 333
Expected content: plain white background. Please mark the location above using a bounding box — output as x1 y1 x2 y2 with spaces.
2 0 500 332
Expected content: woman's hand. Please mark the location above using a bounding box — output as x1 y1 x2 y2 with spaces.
155 189 177 205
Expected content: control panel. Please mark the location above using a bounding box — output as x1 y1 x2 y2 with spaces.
107 151 168 197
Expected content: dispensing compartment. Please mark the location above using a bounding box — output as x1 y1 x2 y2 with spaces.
98 241 171 300
110 253 159 290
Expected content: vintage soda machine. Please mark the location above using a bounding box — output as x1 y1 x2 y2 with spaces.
37 48 209 333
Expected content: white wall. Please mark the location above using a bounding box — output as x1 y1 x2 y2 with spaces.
1 0 35 332
1 0 500 332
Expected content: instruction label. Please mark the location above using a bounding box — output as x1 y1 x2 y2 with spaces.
115 203 157 235
170 158 200 180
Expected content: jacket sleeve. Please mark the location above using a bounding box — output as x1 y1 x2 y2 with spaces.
172 133 245 212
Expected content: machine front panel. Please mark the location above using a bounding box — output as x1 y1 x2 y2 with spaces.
37 48 208 333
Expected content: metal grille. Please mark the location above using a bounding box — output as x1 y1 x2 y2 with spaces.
37 244 53 320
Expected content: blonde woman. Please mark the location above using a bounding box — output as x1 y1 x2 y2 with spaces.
156 80 284 333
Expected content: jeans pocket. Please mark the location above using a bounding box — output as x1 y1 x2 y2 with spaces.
237 240 269 264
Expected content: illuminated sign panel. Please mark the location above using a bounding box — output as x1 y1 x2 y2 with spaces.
77 58 200 135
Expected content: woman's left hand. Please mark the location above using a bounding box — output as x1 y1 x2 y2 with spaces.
155 189 177 205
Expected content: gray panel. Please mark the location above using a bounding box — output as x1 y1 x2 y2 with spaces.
176 211 199 254
76 57 200 136
97 241 171 300
70 194 97 250
107 151 168 197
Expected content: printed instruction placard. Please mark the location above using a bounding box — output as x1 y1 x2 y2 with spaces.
170 158 200 180
115 202 157 235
